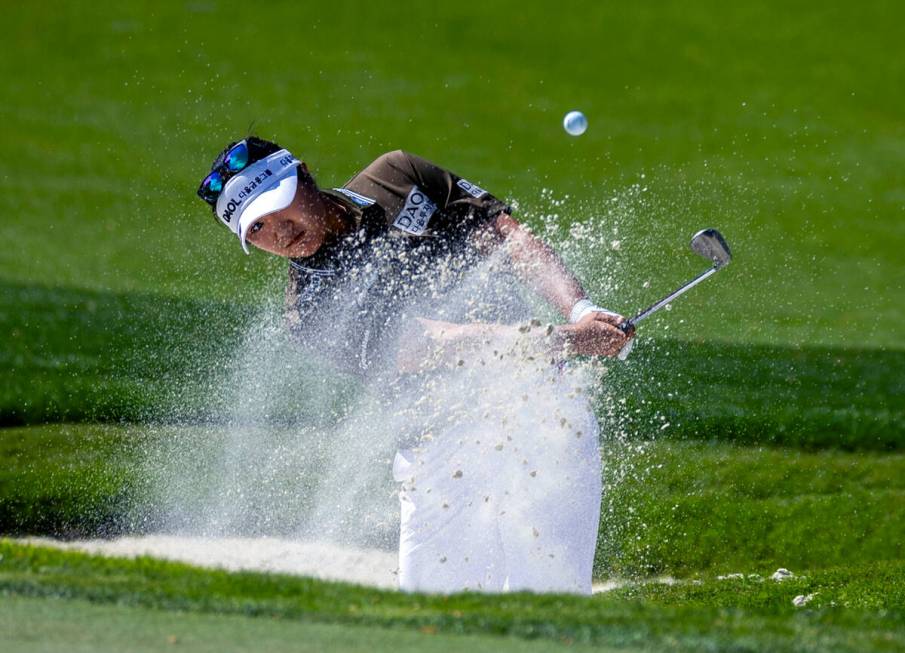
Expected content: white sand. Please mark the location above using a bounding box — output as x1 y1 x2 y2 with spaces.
22 535 399 589
20 535 645 594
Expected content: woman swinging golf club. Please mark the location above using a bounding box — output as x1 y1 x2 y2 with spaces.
197 136 633 594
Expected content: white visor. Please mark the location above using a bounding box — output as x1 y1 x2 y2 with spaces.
214 149 301 254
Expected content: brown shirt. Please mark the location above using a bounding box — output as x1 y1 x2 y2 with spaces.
285 151 511 376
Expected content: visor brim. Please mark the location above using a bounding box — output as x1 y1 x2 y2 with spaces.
236 167 300 255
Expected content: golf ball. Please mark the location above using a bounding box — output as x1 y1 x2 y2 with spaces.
563 110 588 136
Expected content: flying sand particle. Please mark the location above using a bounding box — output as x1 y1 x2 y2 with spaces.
793 593 815 607
771 568 794 582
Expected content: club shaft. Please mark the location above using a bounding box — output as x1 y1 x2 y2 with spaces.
627 267 718 327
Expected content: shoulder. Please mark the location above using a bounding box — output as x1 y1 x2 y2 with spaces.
349 150 439 190
374 149 408 162
365 149 415 172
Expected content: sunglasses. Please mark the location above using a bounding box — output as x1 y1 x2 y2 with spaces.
197 140 252 206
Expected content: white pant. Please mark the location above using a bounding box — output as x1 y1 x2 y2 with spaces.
393 371 602 595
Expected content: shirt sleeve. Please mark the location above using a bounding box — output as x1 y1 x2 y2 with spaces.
350 150 510 238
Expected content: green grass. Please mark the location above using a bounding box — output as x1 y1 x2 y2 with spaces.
597 441 905 576
0 281 253 426
4 282 904 448
2 594 601 653
3 425 902 579
1 542 902 652
0 0 903 453
607 338 905 450
1 0 903 350
2 0 904 649
0 425 137 536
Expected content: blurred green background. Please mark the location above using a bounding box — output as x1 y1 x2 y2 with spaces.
2 0 903 437
3 0 903 339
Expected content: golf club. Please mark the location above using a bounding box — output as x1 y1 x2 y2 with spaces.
616 229 731 359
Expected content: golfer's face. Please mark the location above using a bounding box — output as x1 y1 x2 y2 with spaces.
244 174 327 258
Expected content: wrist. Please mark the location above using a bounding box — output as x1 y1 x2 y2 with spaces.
569 298 617 324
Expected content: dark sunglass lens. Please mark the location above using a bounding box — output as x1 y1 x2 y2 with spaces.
225 142 249 172
206 171 224 193
198 171 224 204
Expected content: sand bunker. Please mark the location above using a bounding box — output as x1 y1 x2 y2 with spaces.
23 535 399 589
21 535 637 593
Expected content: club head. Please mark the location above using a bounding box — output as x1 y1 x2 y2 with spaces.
691 228 731 268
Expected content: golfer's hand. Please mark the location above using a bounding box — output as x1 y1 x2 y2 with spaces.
558 312 634 357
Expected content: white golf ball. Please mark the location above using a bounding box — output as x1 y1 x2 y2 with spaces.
563 110 588 136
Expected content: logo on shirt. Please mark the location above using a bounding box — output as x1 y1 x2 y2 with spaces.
456 179 487 198
332 187 376 207
393 186 437 236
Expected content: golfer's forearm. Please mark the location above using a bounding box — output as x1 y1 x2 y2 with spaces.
406 316 628 364
494 214 587 318
397 318 567 373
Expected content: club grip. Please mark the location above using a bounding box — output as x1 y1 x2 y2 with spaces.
617 338 634 360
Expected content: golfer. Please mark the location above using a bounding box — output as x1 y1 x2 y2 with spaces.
197 136 634 594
